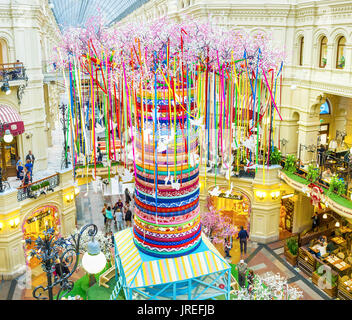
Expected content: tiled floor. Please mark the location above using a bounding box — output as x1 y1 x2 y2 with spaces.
245 240 332 300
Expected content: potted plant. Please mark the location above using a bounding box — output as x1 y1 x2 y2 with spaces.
322 57 327 67
269 147 282 165
284 155 297 174
328 176 347 196
306 164 320 183
30 184 40 192
284 237 298 266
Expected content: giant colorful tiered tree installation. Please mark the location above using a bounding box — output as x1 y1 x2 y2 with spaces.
54 16 285 300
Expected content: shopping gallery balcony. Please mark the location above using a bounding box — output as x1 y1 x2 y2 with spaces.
0 62 28 92
279 158 352 219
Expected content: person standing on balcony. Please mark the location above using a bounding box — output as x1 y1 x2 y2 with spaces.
24 159 33 182
26 150 35 170
16 156 23 180
66 146 72 166
21 168 31 197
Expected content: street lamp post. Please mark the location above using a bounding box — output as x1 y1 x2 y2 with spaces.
29 223 106 300
59 103 68 169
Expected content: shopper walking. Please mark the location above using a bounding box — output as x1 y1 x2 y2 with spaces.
115 208 124 231
125 188 131 205
97 143 103 162
117 197 124 210
237 226 249 257
124 204 132 228
237 260 248 288
105 206 113 234
101 203 108 228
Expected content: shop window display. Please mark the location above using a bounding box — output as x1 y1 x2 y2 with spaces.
207 186 251 234
0 137 18 178
22 206 60 271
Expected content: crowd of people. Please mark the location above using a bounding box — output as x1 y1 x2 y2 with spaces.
101 188 133 236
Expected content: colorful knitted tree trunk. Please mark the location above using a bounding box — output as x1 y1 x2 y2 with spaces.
133 85 202 258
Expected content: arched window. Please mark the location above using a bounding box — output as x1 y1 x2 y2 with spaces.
336 36 346 69
0 39 9 65
320 99 331 115
299 36 304 66
319 36 328 68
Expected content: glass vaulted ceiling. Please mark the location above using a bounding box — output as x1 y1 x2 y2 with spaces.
50 0 150 30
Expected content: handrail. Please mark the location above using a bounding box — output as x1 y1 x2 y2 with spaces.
0 62 24 69
17 173 59 190
281 158 349 197
0 62 27 82
17 173 60 202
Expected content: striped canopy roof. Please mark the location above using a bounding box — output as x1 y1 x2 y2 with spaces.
114 229 230 289
0 104 25 136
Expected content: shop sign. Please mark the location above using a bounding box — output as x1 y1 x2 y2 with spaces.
27 210 51 225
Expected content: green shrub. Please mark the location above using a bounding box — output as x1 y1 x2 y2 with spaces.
328 176 347 196
30 184 40 191
40 181 50 188
269 147 282 165
284 155 297 174
306 164 319 182
286 237 298 256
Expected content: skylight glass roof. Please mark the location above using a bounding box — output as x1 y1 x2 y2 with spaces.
50 0 149 30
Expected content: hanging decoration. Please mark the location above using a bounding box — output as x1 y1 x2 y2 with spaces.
53 15 285 258
308 183 324 209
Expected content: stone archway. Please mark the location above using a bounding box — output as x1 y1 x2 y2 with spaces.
21 205 61 277
206 184 252 233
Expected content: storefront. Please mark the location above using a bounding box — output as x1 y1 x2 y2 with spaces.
280 177 352 299
0 104 25 178
207 185 251 233
22 205 61 273
0 137 18 177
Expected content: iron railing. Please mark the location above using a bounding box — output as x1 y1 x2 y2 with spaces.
0 62 27 82
17 173 60 202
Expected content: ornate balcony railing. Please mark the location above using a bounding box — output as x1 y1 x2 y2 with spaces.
0 62 27 82
17 173 60 202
